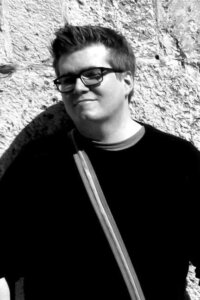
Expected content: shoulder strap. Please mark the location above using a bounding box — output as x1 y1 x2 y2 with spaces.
68 129 146 300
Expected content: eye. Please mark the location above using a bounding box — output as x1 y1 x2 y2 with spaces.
60 76 75 85
82 69 102 79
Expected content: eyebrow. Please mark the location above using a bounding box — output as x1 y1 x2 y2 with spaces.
59 66 100 78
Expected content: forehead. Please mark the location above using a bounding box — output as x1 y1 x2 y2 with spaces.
58 44 111 75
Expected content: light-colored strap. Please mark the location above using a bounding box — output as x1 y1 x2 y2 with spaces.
68 129 146 300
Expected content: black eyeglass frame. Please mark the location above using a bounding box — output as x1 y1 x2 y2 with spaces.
53 67 124 93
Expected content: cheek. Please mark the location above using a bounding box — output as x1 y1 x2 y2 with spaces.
62 96 73 113
103 82 124 103
97 80 120 99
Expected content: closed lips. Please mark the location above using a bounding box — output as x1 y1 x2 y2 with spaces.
74 99 96 106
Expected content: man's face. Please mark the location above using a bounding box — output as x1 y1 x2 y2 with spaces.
57 44 131 130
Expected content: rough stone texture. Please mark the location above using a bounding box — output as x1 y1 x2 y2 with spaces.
187 264 200 300
0 0 200 299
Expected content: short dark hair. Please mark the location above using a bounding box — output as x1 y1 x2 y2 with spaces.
51 24 136 102
51 24 136 75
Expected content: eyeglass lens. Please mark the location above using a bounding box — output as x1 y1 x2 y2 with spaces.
58 68 103 92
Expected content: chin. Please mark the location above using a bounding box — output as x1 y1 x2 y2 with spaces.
74 112 105 124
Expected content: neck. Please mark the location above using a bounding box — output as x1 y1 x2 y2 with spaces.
76 115 142 144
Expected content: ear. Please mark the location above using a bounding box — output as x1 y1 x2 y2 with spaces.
122 71 134 100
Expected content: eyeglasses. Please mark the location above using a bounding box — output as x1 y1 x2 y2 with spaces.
53 67 124 93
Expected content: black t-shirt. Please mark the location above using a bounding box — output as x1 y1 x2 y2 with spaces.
0 123 200 300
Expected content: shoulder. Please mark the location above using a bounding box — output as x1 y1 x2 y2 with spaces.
138 122 200 172
0 128 74 182
15 128 72 161
142 123 198 153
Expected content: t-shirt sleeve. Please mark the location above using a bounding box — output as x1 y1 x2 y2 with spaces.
0 142 39 280
186 143 200 281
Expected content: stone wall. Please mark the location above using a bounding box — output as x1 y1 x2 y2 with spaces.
0 0 200 299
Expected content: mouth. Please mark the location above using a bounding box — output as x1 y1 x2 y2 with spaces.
73 99 96 106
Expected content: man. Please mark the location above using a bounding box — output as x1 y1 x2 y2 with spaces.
0 24 200 300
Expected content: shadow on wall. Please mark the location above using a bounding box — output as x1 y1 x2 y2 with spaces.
0 101 74 178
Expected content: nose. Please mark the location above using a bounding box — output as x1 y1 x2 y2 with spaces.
73 78 89 93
